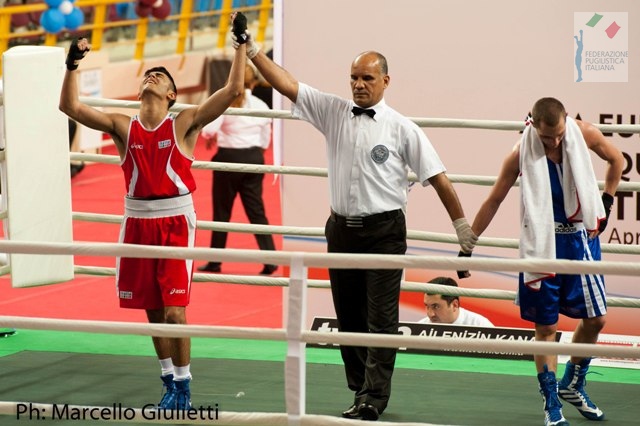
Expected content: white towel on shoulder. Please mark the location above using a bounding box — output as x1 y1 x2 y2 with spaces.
519 116 605 286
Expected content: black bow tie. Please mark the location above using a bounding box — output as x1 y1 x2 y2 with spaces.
352 106 376 118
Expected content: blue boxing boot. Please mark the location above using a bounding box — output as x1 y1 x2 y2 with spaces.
175 378 192 410
538 366 569 426
158 374 177 409
559 359 604 421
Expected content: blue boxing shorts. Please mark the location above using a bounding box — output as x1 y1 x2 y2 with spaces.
517 223 606 325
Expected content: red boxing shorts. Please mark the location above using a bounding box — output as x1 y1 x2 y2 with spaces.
116 194 196 310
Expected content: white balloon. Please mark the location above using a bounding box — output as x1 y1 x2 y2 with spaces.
59 0 73 15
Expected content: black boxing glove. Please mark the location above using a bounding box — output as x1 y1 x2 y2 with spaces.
66 38 89 71
232 12 248 44
456 250 471 279
598 193 614 233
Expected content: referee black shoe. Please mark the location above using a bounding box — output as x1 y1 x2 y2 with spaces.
358 403 380 421
341 404 361 419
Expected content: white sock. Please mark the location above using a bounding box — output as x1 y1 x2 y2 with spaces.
174 364 191 381
159 358 174 377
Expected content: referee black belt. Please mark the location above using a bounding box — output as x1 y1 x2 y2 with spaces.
330 209 402 228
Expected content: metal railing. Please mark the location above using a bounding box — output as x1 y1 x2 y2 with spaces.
0 0 272 74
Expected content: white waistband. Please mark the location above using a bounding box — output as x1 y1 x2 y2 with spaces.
124 194 194 218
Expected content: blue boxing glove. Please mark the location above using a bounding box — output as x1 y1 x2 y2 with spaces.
598 193 614 233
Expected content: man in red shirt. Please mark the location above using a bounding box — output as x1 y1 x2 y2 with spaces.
59 14 247 410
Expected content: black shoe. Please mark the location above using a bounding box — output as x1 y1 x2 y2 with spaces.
198 262 221 273
358 403 380 421
341 404 361 419
260 264 277 275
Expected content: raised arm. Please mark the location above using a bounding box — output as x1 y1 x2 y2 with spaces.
471 143 520 237
234 31 299 103
59 38 129 157
176 13 247 155
180 44 246 136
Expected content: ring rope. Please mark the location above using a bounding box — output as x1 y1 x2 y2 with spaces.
0 316 638 360
79 97 640 134
69 152 640 193
70 211 640 256
1 240 640 277
68 265 640 309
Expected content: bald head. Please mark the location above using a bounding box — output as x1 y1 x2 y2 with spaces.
350 51 390 108
352 51 388 75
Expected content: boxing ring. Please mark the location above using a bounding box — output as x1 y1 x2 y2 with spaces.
1 51 640 425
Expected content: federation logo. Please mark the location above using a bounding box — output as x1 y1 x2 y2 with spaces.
573 12 628 83
370 145 389 164
158 139 171 149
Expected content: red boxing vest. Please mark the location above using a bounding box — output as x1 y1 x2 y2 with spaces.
122 114 196 199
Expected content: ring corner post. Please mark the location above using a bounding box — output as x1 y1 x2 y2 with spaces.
285 254 307 425
2 46 75 288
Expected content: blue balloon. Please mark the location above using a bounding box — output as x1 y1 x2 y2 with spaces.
45 0 64 8
64 7 84 30
40 9 65 34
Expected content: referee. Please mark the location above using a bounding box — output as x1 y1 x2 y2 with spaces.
233 33 477 420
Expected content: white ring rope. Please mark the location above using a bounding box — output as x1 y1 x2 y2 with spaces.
69 152 640 193
70 211 640 256
68 265 640 309
2 240 640 277
0 316 638 360
80 97 640 134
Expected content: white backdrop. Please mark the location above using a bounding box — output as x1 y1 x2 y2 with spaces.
277 0 640 334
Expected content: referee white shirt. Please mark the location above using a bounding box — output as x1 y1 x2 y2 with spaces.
292 83 445 217
201 89 272 149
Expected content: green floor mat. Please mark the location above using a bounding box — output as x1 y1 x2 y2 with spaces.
2 329 639 384
0 351 639 426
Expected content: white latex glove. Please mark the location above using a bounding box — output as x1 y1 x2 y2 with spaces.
231 30 260 59
453 218 478 253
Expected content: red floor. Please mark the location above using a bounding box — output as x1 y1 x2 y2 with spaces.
0 137 284 327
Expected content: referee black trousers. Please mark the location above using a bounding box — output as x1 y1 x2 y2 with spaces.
325 210 406 413
208 147 275 260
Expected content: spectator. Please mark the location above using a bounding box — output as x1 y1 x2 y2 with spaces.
419 276 494 327
198 63 277 275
